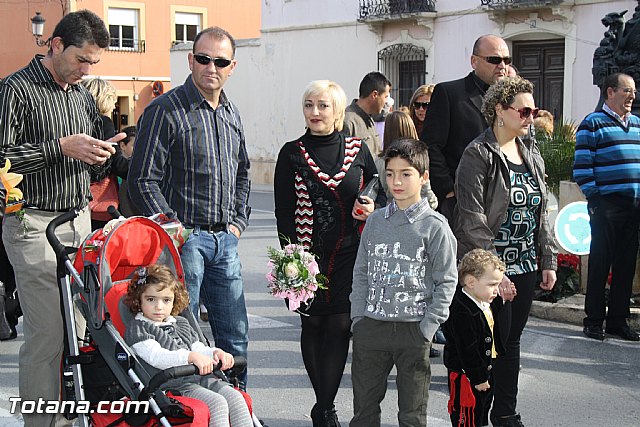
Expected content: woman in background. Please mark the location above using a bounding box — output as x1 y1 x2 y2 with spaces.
409 84 435 136
82 78 129 228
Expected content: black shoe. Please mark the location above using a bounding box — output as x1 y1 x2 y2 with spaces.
0 324 17 341
492 413 525 427
583 325 605 341
317 406 340 427
310 404 320 427
429 346 441 358
605 325 640 341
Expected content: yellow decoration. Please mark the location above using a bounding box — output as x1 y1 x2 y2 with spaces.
1 159 25 213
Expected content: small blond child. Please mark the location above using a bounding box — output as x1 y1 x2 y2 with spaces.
443 249 516 427
123 264 252 427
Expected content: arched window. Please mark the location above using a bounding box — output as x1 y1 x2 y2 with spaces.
378 43 426 107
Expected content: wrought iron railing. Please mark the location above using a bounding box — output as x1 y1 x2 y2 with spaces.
108 39 146 53
480 0 562 7
359 0 436 20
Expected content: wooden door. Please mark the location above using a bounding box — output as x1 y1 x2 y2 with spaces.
513 40 565 120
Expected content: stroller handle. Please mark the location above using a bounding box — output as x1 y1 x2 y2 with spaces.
142 356 248 399
46 209 81 259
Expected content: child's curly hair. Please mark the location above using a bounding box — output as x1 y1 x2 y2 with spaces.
123 264 189 316
458 249 506 285
481 76 534 126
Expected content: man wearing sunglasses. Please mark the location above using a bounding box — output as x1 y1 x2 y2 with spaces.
574 72 640 342
420 34 509 223
129 27 251 386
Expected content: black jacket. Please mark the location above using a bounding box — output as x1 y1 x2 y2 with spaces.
443 287 508 386
420 72 488 201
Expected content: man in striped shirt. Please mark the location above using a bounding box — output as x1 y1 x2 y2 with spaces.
128 27 251 386
574 72 640 342
0 10 120 427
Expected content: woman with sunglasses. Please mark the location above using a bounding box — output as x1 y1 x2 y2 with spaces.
408 84 435 136
453 76 557 427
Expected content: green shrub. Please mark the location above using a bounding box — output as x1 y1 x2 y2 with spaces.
537 118 577 197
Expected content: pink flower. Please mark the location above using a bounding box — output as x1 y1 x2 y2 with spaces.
307 260 320 276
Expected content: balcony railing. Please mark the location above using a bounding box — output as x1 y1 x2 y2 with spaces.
359 0 436 20
481 0 562 8
108 39 146 53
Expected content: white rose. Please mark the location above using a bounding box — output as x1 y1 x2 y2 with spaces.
284 262 300 279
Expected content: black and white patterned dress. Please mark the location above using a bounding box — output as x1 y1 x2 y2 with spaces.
274 130 384 315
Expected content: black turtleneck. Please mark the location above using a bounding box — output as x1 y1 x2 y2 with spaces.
299 130 344 175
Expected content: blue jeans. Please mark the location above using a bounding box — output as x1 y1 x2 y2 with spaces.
181 227 249 381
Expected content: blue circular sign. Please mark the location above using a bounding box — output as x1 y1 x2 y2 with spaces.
554 201 591 255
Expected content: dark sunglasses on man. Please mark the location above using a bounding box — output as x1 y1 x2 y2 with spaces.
413 101 430 110
193 54 233 68
506 105 540 119
479 55 512 65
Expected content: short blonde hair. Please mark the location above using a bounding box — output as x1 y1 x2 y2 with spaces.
458 249 505 285
81 78 117 116
302 80 347 132
481 76 534 127
409 84 435 123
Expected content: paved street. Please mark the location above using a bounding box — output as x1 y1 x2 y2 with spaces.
1 186 639 426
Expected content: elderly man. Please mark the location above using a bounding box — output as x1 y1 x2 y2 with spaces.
128 27 251 386
574 72 640 342
420 34 510 221
0 10 119 427
343 71 392 156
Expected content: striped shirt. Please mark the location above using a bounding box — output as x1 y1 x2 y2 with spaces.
128 75 251 231
573 109 640 200
0 55 105 211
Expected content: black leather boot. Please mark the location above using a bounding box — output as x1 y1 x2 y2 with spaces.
310 404 320 427
318 405 340 427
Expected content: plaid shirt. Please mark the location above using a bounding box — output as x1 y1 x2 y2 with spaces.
128 75 251 231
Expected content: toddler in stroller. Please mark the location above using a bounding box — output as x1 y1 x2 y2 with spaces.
123 264 253 427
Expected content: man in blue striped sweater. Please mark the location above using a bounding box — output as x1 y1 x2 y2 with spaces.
574 72 640 341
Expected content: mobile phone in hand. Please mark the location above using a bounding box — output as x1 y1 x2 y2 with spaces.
357 197 370 204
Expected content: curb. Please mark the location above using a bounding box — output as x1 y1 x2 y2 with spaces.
530 300 640 330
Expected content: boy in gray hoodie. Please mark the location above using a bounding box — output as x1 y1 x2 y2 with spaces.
350 138 458 427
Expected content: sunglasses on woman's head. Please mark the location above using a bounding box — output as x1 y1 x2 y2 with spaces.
506 105 539 119
193 54 233 68
413 102 429 110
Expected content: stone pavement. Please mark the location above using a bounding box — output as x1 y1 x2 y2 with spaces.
531 293 640 330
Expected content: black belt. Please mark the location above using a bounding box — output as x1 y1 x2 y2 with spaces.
188 223 227 233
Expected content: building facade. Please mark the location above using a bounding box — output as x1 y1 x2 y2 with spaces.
0 0 260 130
171 0 636 185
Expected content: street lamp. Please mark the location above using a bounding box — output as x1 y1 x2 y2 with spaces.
31 12 49 47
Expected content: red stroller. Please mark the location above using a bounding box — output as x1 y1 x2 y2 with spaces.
47 211 264 426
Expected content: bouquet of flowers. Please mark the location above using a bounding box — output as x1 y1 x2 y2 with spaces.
266 243 326 312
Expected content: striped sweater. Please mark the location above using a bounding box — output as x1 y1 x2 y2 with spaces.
573 110 640 200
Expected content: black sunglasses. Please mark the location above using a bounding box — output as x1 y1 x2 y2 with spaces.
507 105 539 119
480 55 512 65
193 54 233 68
413 102 430 110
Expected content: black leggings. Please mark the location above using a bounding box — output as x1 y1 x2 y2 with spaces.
490 271 537 421
300 312 351 410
